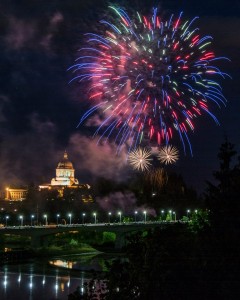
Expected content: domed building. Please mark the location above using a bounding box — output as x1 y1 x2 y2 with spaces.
39 151 93 202
51 151 79 186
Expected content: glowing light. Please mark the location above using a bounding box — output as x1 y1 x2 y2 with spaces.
70 6 229 155
158 145 179 164
67 278 71 287
128 148 152 171
3 275 7 287
143 210 147 222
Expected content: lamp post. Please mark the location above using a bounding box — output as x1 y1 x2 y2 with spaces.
187 209 190 220
118 212 122 224
143 210 147 223
43 214 47 226
31 215 34 227
134 211 138 223
5 216 9 227
68 213 72 225
93 213 97 224
108 212 112 223
173 211 176 222
19 215 23 227
82 213 86 224
169 210 172 221
161 210 165 221
56 214 60 225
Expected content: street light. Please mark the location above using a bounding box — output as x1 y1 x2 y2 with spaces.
187 209 190 220
43 214 48 226
194 210 198 214
31 215 34 227
169 210 172 221
93 212 97 224
56 214 60 225
134 211 138 223
5 216 9 227
82 213 86 224
68 213 72 225
173 211 176 222
108 212 112 223
161 210 165 221
143 211 147 223
118 212 122 224
19 215 23 227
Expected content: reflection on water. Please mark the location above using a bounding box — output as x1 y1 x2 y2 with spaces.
49 259 74 269
0 255 115 300
49 253 111 272
0 262 87 300
0 253 113 300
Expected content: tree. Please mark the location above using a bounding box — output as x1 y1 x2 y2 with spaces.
98 224 240 300
205 139 240 233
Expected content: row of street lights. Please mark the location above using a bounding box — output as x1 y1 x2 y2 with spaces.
44 211 146 225
2 209 199 226
2 211 146 226
2 213 87 226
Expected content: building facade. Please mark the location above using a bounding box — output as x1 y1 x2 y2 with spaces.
5 188 27 201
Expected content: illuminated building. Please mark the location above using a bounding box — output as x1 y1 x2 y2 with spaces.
51 151 79 186
39 151 93 202
5 187 27 201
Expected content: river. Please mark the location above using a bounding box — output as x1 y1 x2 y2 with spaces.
0 252 112 300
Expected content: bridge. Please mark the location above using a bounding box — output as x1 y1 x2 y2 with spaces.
0 222 178 249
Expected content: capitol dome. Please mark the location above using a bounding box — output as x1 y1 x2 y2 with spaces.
57 151 73 169
50 150 79 186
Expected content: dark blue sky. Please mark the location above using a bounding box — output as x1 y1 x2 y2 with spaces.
0 0 239 194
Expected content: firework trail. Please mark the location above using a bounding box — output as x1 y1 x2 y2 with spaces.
70 6 230 155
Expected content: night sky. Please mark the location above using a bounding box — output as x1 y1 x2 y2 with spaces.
0 0 239 194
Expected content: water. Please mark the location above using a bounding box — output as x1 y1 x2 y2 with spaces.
0 253 110 300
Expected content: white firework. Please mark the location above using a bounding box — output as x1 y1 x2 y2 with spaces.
158 145 179 165
128 148 152 171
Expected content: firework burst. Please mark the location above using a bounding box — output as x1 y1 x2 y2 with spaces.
70 6 230 155
158 145 179 165
128 148 152 171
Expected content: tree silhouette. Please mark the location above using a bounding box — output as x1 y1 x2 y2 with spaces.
206 138 240 232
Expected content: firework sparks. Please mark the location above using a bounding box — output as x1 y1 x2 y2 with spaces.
145 168 168 188
158 145 179 165
128 148 152 171
70 6 230 155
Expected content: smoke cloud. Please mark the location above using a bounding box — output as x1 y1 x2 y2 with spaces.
69 133 128 181
96 191 157 217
